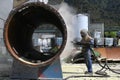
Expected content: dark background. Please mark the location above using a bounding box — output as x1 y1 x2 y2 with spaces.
64 0 120 28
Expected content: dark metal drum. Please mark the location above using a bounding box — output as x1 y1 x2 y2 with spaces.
4 2 67 67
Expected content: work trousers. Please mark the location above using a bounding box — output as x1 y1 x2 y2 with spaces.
84 49 93 72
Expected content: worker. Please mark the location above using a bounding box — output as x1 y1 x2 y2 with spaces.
76 29 94 74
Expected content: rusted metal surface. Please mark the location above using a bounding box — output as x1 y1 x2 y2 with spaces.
4 2 67 67
94 47 120 60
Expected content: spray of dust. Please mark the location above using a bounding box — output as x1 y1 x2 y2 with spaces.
58 2 77 60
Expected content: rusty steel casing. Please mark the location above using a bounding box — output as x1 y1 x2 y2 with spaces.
4 2 67 67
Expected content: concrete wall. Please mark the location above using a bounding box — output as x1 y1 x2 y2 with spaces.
89 23 104 38
0 0 13 77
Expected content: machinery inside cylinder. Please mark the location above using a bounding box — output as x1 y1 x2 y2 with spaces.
4 2 67 66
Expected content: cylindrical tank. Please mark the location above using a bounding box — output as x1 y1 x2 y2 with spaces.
4 2 67 67
73 14 89 40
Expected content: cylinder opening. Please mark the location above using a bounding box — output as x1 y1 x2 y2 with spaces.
4 2 67 66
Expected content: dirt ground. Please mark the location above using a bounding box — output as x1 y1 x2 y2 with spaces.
0 63 120 80
62 63 120 80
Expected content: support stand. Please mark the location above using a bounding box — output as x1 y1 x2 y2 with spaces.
10 58 63 80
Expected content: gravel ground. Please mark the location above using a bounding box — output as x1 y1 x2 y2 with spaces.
62 63 120 80
0 63 120 80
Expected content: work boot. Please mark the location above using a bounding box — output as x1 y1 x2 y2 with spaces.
84 71 93 76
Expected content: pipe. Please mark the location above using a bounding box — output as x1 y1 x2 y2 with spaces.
4 2 67 67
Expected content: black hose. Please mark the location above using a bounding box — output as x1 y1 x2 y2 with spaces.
89 48 106 68
90 47 120 74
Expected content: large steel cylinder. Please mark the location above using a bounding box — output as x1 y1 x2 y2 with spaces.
73 14 89 39
4 2 67 67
